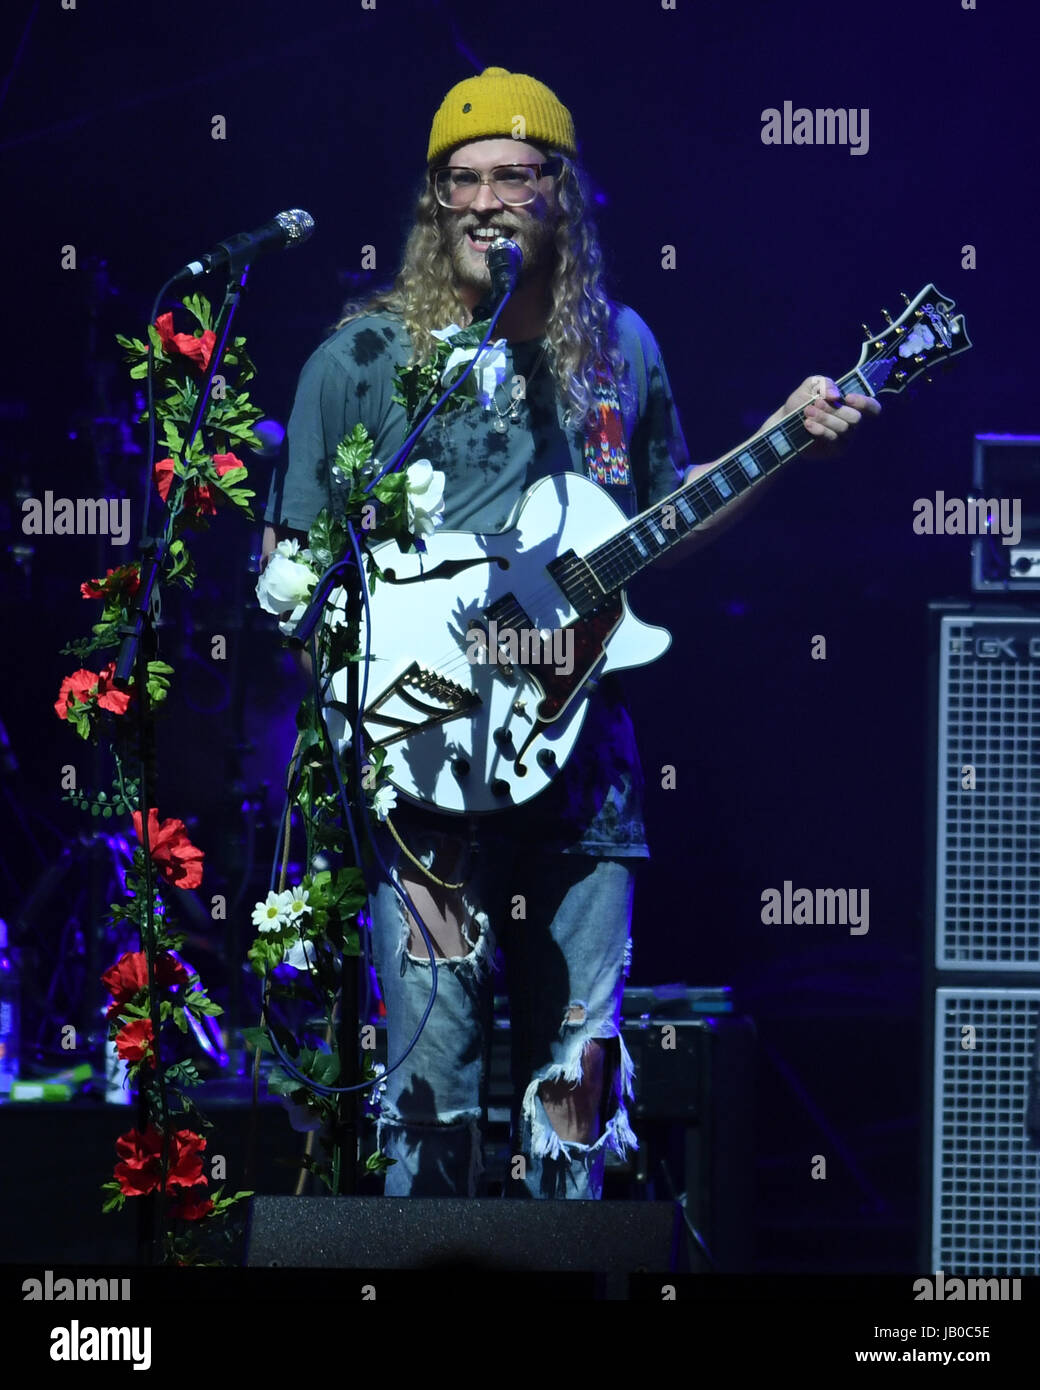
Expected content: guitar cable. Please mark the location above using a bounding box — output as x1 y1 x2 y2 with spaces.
383 814 468 893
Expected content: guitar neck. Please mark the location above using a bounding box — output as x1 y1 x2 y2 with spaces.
550 367 871 610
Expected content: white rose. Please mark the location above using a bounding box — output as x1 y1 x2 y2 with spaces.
441 340 508 406
404 461 446 537
256 549 318 613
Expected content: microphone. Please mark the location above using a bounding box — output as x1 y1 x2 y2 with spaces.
172 209 315 283
485 237 522 304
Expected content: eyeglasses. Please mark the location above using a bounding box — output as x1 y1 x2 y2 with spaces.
432 159 562 208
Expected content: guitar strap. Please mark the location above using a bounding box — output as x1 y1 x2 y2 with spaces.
581 363 632 490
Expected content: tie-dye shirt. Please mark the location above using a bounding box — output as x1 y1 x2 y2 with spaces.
265 304 691 856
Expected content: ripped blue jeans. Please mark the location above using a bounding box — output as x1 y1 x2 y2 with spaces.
368 823 637 1199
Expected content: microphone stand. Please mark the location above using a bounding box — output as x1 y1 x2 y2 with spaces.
114 265 252 1263
287 276 518 1196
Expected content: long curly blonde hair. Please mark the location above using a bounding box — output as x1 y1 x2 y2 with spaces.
333 152 629 429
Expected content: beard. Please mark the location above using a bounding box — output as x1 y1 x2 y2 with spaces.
442 209 558 294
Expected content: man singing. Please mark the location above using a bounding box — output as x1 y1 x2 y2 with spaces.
262 66 879 1199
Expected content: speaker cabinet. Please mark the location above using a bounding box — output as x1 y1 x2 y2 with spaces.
925 605 1040 1275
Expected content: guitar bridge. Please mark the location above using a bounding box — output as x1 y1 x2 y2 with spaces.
364 661 482 746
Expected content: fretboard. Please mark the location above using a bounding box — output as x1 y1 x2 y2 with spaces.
550 369 869 612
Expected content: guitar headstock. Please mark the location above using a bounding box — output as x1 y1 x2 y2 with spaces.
855 285 971 395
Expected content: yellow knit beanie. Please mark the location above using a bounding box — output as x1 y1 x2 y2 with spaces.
427 66 577 165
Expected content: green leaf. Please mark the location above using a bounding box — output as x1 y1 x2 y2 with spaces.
309 1051 340 1085
265 1067 302 1097
308 509 336 572
181 293 213 331
164 1059 203 1087
364 1150 397 1174
101 1181 127 1213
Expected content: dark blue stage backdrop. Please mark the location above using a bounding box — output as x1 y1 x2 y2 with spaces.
0 0 1029 1271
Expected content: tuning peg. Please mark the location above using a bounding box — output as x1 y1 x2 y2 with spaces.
882 308 893 324
913 354 926 364
900 291 911 305
861 322 873 339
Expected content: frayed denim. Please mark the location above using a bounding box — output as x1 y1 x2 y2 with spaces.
369 825 637 1199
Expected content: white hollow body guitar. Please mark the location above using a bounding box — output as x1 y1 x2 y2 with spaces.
323 286 970 816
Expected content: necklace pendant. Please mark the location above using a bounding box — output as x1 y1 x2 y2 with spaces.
493 416 508 433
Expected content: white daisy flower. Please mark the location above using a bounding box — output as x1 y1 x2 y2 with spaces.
284 886 310 923
252 890 292 933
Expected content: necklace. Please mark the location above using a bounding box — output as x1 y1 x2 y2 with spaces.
487 343 548 432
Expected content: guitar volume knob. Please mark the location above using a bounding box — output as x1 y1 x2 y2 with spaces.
536 748 557 770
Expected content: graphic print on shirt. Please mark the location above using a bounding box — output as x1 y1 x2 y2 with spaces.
582 367 631 488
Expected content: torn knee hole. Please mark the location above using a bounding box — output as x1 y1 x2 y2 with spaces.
563 1003 587 1025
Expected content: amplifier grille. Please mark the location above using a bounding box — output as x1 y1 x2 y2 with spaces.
932 988 1040 1273
936 616 1040 969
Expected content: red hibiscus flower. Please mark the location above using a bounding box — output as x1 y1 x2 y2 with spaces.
153 451 244 518
155 311 217 372
188 452 244 517
81 564 141 602
113 1124 206 1197
168 1188 214 1222
153 456 176 504
101 950 189 1020
95 662 131 714
54 668 99 718
54 661 130 720
210 452 243 476
132 808 204 890
113 1017 155 1064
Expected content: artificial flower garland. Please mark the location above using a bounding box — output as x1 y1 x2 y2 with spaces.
56 295 258 1262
